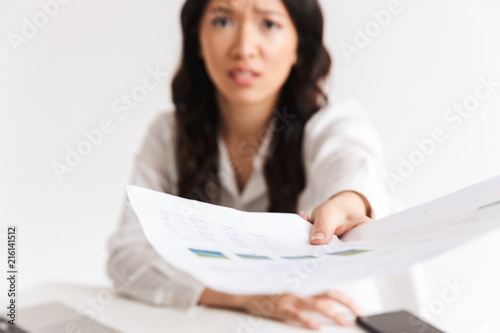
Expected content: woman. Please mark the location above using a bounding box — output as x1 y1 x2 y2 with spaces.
107 0 392 330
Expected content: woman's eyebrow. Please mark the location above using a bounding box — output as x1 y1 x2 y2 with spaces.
253 8 285 17
209 5 284 17
209 6 235 15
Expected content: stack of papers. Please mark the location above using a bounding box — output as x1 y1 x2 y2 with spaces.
126 176 500 296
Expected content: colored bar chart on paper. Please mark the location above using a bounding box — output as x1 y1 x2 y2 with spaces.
236 254 271 260
328 249 372 256
189 248 228 259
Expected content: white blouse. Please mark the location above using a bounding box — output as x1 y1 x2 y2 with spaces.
106 98 394 311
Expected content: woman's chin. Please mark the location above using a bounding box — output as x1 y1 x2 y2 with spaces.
223 91 267 106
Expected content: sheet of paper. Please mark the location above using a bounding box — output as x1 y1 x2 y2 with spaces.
126 175 500 296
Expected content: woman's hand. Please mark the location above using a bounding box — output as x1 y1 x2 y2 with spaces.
301 191 373 245
198 287 362 330
242 290 362 330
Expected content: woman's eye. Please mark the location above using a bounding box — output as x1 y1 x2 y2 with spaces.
262 20 279 30
212 17 232 27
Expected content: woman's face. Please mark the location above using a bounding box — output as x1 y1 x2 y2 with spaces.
199 0 298 106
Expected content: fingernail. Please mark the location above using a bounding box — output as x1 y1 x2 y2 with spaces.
311 232 325 241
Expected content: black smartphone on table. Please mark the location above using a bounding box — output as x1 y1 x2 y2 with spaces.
356 310 446 333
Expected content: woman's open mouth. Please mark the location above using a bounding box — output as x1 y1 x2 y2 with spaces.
228 67 260 86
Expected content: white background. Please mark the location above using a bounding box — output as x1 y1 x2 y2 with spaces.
1 0 500 330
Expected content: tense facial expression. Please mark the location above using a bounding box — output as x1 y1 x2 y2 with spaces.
199 0 299 105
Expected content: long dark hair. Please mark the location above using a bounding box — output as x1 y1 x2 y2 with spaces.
172 0 331 213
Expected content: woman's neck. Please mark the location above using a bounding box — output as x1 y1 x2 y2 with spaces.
217 92 279 143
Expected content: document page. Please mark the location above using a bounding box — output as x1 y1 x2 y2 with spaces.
126 175 500 296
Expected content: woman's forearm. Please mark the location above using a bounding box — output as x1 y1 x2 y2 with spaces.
197 287 248 310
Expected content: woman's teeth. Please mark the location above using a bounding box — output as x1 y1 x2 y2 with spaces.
233 71 255 77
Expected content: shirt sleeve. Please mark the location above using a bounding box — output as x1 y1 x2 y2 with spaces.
106 112 206 311
298 99 394 220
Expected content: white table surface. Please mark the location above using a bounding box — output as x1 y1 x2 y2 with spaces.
16 282 367 333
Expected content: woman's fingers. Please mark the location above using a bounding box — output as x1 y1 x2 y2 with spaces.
278 305 321 330
334 216 373 236
294 297 354 326
313 290 363 317
309 209 340 244
329 311 353 326
244 291 360 330
298 211 310 222
245 293 322 330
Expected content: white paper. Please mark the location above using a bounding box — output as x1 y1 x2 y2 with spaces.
126 175 500 296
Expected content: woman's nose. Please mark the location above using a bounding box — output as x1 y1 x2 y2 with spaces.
230 21 258 60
